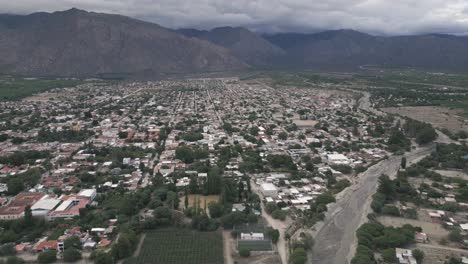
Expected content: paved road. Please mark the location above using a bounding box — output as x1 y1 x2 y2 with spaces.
310 144 435 264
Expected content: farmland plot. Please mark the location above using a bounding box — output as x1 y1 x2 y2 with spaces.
132 228 224 264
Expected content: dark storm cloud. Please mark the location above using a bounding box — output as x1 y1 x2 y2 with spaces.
2 0 468 35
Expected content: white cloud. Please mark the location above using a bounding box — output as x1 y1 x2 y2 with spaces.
2 0 468 35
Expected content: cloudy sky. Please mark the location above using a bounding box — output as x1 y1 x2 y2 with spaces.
2 0 468 35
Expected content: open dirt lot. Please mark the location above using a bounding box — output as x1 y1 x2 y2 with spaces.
293 119 318 128
377 215 449 243
383 106 468 132
23 92 61 102
435 170 468 181
179 194 220 208
415 244 468 264
234 253 282 264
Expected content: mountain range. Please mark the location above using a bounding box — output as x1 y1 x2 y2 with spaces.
0 9 245 77
1 8 468 77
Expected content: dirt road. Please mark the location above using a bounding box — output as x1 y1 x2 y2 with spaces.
223 230 234 264
251 180 289 264
133 233 146 258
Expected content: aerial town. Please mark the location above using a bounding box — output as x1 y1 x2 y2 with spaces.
0 75 467 264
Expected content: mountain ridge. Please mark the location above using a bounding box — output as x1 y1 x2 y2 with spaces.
263 30 468 71
0 8 246 77
177 26 285 65
3 8 468 76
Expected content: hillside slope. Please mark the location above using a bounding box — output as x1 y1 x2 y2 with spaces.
0 9 246 77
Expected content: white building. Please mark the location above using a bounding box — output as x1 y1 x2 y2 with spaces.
77 189 97 203
395 248 417 264
240 232 264 240
31 196 62 217
327 154 350 165
260 183 278 197
0 183 8 193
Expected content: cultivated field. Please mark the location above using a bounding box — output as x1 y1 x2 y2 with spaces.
238 240 273 251
132 228 224 264
0 77 83 101
383 106 468 132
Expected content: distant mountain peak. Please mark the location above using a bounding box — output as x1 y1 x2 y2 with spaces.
66 7 84 12
56 8 88 15
0 9 246 77
177 26 284 65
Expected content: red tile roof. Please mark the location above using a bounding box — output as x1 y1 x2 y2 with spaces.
12 192 46 207
35 240 57 252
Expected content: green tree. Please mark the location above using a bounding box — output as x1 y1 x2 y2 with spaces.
63 248 82 262
381 205 400 216
84 111 92 119
290 247 307 264
415 126 437 144
445 257 463 264
64 236 82 249
189 177 199 194
266 227 280 244
239 247 250 257
206 166 222 194
448 229 463 243
331 164 352 174
37 250 57 264
0 134 8 142
111 236 132 260
272 210 287 220
278 132 288 140
7 177 24 195
0 243 15 256
305 161 315 171
413 249 424 264
175 146 194 163
208 202 224 218
265 202 279 214
166 191 179 209
315 193 336 206
377 175 396 200
23 205 33 226
382 248 397 263
94 252 112 264
334 179 351 192
401 157 407 169
118 131 128 139
6 256 25 264
184 188 189 209
153 206 172 226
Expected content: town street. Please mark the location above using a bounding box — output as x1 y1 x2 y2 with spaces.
251 179 290 264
